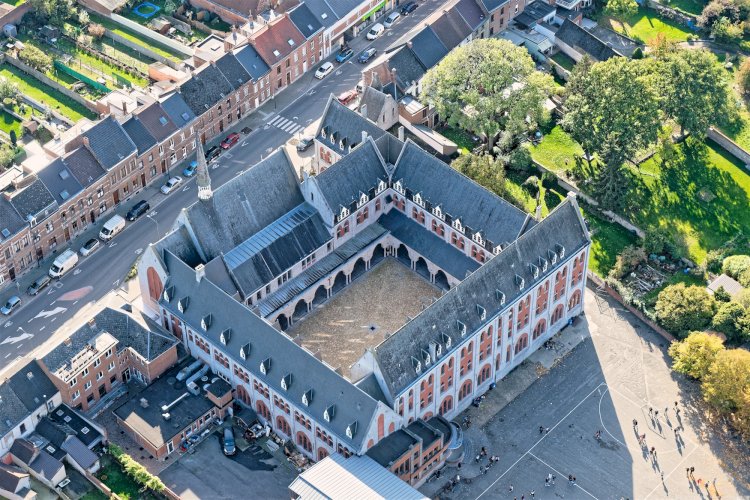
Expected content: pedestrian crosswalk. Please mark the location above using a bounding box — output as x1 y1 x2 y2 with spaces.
268 115 303 135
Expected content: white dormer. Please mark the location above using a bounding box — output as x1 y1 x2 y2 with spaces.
473 232 483 245
201 314 212 331
477 305 486 320
394 180 405 195
163 287 171 302
494 245 502 255
240 342 250 360
556 243 565 259
530 264 539 279
516 274 525 290
321 127 327 139
281 374 292 391
433 205 444 220
414 192 424 207
339 206 350 219
324 404 335 422
346 421 357 438
496 290 506 305
339 139 345 151
436 342 442 356
220 328 231 345
453 218 464 233
412 356 422 374
377 180 386 194
422 349 431 366
549 249 557 264
358 192 368 208
441 332 452 349
260 358 271 375
457 320 466 336
540 257 548 272
302 389 313 406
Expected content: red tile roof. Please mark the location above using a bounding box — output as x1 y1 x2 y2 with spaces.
250 15 306 65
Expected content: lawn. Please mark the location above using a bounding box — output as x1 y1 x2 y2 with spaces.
624 138 750 264
0 64 97 122
505 171 565 217
119 0 213 43
663 0 706 16
599 7 693 43
530 125 583 175
550 51 576 72
0 110 22 137
87 11 186 62
582 206 639 277
439 125 478 154
0 0 25 5
96 459 159 500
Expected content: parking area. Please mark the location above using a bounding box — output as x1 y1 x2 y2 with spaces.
421 286 750 499
159 429 297 500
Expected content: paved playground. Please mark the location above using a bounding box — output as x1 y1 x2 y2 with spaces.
423 286 749 500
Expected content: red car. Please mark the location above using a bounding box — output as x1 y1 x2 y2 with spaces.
337 90 358 106
221 133 240 149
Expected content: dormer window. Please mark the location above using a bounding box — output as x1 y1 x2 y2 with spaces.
394 180 405 195
473 232 483 245
516 274 525 290
539 257 548 272
377 180 386 194
556 243 565 259
457 320 466 336
324 404 335 422
281 374 292 391
358 192 368 208
321 127 327 139
433 205 444 220
477 304 486 320
530 264 539 279
441 332 452 349
412 357 422 374
414 192 424 207
220 328 231 345
339 206 350 219
302 389 313 406
201 314 212 331
548 249 558 264
494 245 502 255
339 139 345 151
453 218 464 233
163 286 173 302
436 342 442 356
496 290 506 305
260 358 271 375
421 349 431 366
240 342 250 360
346 421 358 439
177 297 189 313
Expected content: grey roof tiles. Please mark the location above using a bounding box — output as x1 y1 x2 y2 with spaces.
409 26 449 70
316 98 385 159
80 116 137 170
135 102 178 142
556 18 620 61
160 92 197 128
63 146 106 188
7 360 58 413
430 7 472 49
289 3 324 39
37 158 84 205
179 64 234 117
0 196 26 241
122 116 157 155
233 44 272 81
9 178 57 223
215 52 252 87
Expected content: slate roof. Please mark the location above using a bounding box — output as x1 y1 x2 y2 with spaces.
374 133 405 166
42 308 177 373
454 0 487 30
61 436 98 469
63 146 106 188
372 197 590 397
233 44 272 81
48 405 102 448
0 383 29 437
0 196 26 242
135 102 178 142
7 360 58 413
180 148 304 261
513 0 555 29
366 428 418 466
314 139 388 212
37 158 83 205
160 92 196 128
430 7 472 49
222 203 331 297
215 52 252 88
9 439 36 465
34 418 69 460
354 373 388 405
160 252 381 451
28 449 64 481
251 15 306 65
479 0 508 12
359 85 389 124
409 26 449 70
378 210 480 279
122 116 157 155
386 46 426 89
179 64 234 117
556 19 620 61
299 0 337 27
80 116 137 170
316 98 385 158
154 226 203 268
392 141 531 247
289 3 323 39
0 463 28 493
9 178 57 223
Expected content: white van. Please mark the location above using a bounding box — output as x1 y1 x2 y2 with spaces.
367 23 385 40
99 214 126 242
384 11 400 28
49 249 79 279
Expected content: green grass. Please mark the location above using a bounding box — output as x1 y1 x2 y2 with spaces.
80 490 108 500
530 125 584 175
662 0 706 16
87 11 186 62
550 52 576 72
600 7 693 43
96 461 158 500
0 110 22 137
0 64 97 122
624 139 750 264
582 206 639 277
439 125 477 154
54 37 149 88
0 0 25 5
642 270 705 305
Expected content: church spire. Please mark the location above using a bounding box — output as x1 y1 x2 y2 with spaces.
195 139 212 201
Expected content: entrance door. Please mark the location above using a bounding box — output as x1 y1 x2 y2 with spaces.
90 210 95 224
141 173 146 187
113 190 120 205
286 72 291 85
98 385 106 397
64 227 70 242
8 267 15 281
123 368 130 381
161 160 167 174
219 120 224 133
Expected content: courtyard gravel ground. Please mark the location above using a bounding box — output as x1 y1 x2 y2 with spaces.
421 285 750 500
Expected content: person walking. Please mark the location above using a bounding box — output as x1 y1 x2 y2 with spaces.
531 490 535 498
649 407 653 416
690 467 695 476
545 477 550 487
633 419 638 429
572 476 577 486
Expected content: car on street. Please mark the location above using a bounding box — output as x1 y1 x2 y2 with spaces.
358 48 378 63
27 275 51 296
205 145 221 162
296 137 314 151
367 23 385 40
221 132 240 149
1 295 21 315
384 11 401 27
183 160 198 177
315 62 334 79
126 200 150 221
223 428 236 456
401 2 417 14
161 176 183 194
79 238 100 257
335 47 354 63
337 89 358 105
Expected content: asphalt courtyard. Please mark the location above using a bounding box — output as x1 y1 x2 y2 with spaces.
426 286 750 500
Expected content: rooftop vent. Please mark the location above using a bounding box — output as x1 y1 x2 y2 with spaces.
59 169 70 180
1 228 10 239
140 398 148 408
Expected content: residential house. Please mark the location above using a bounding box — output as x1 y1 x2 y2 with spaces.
358 85 399 130
554 18 625 62
188 0 300 25
9 439 66 489
0 463 32 500
30 405 104 474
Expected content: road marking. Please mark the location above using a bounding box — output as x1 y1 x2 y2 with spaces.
224 153 233 159
3 321 11 328
109 242 118 248
4 353 9 358
241 141 248 147
135 248 143 255
149 210 158 217
39 326 45 331
73 269 82 276
182 185 191 192
1 332 33 345
16 344 22 349
35 306 67 319
73 300 78 305
529 452 598 499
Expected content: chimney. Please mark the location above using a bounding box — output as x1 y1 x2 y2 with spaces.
567 191 577 200
391 68 398 102
64 337 72 346
407 42 413 50
195 263 206 282
535 204 542 221
140 398 149 408
362 130 368 143
428 342 437 362
82 136 90 148
122 100 128 115
398 126 405 142
360 103 368 119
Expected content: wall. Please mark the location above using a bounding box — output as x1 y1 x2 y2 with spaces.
103 30 182 70
109 13 193 57
707 127 750 167
0 3 30 27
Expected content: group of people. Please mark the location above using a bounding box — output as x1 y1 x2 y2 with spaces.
474 446 500 475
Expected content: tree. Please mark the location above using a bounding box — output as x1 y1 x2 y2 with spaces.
164 0 177 14
738 58 750 96
668 331 725 379
508 143 532 171
711 16 744 42
661 49 729 138
701 348 750 413
451 153 507 196
655 283 717 337
609 245 647 280
722 255 750 281
0 147 14 169
87 23 106 39
0 79 17 102
422 39 553 151
78 9 89 25
649 33 677 59
605 0 638 18
9 130 16 147
698 0 740 30
19 45 53 73
28 0 76 24
712 301 750 343
713 286 732 303
562 58 661 210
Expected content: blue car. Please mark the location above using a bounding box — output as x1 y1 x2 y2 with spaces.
335 47 354 63
358 48 378 64
183 160 198 177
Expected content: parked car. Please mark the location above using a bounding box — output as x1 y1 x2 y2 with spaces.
205 145 221 162
1 295 21 315
79 238 100 257
183 160 198 177
221 132 240 149
315 62 334 79
296 137 314 151
126 200 150 221
384 11 401 27
335 47 354 63
358 48 378 64
223 428 236 456
337 89 358 105
98 215 126 242
367 23 385 40
401 2 417 14
161 176 183 194
49 249 79 278
27 275 51 296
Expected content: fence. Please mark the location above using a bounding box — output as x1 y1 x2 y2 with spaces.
109 13 193 57
103 29 183 70
54 60 112 93
707 127 750 167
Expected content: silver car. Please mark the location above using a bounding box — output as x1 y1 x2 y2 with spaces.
1 295 21 315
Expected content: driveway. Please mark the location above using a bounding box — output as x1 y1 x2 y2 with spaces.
159 431 297 500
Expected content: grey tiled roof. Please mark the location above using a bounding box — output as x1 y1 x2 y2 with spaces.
0 463 27 492
160 92 196 128
300 0 338 27
289 3 323 39
80 117 137 170
34 418 68 460
155 226 203 268
366 428 417 466
430 8 472 49
316 98 385 159
386 47 426 90
314 139 388 212
160 252 380 451
181 149 304 261
7 360 58 413
135 102 178 142
479 0 508 12
122 116 157 155
354 373 388 405
62 436 98 469
454 0 487 30
0 383 29 436
9 178 57 223
42 308 177 373
64 146 106 188
0 196 26 242
556 19 619 61
233 44 271 81
215 52 252 87
410 26 449 70
28 450 64 480
37 158 83 205
359 86 388 124
513 0 555 29
392 141 531 247
372 197 590 397
179 64 234 117
9 439 36 464
373 134 405 166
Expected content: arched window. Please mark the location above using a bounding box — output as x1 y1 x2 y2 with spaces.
236 385 252 405
569 289 582 310
256 401 271 421
552 304 565 324
533 319 547 340
297 432 312 452
514 334 529 355
276 416 291 436
439 396 453 416
458 380 473 401
477 364 491 385
318 448 329 461
147 267 162 301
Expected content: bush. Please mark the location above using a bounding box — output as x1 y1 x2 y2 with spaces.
655 283 717 337
713 286 732 302
738 58 750 96
19 45 53 72
702 348 750 415
668 331 725 380
722 254 750 280
88 23 106 38
644 227 675 256
632 47 644 59
608 245 646 280
508 143 532 171
107 444 165 493
711 301 750 343
705 249 726 273
522 175 540 196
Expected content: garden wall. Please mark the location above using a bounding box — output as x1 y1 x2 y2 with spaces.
84 470 121 500
0 3 30 27
102 29 182 69
109 13 193 57
707 126 750 167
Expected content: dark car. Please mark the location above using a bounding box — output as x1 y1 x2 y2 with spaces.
205 145 221 162
126 200 150 221
335 47 354 63
401 1 417 14
358 48 378 64
27 275 51 296
296 137 314 152
223 427 236 456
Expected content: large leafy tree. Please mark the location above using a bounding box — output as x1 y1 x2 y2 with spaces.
655 283 717 337
702 348 750 415
451 153 506 196
422 39 553 151
605 0 638 17
28 0 76 24
712 301 750 344
668 331 725 380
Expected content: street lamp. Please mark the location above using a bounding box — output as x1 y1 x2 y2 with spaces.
146 214 159 238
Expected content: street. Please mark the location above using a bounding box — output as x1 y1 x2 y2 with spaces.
0 0 445 367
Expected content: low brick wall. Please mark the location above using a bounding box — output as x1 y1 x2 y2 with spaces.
707 126 750 167
0 3 30 27
84 470 120 500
